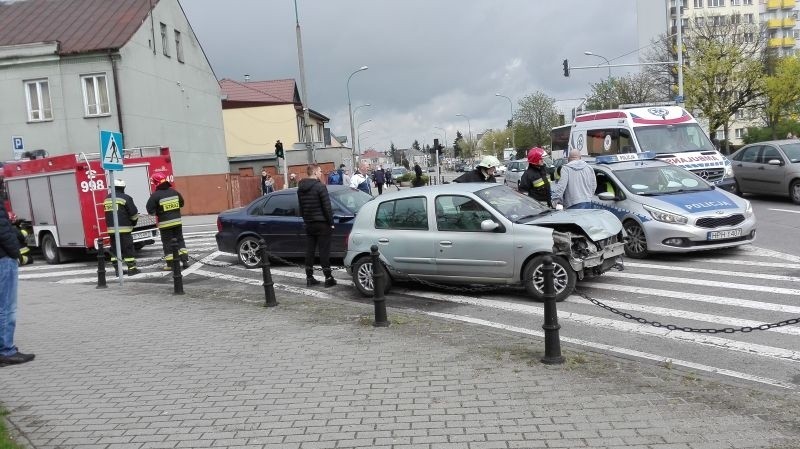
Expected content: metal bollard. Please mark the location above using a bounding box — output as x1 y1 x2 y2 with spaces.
540 256 564 364
370 245 389 327
259 239 278 307
171 238 184 295
96 240 107 289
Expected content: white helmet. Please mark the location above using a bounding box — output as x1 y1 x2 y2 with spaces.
477 155 501 169
114 178 126 188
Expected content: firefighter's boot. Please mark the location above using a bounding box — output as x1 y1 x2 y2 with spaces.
126 261 140 276
323 269 337 288
181 254 189 270
162 260 173 271
305 268 320 286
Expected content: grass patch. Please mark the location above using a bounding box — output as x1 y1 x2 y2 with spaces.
0 408 26 449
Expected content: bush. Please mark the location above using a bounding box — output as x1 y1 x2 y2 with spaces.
397 172 429 185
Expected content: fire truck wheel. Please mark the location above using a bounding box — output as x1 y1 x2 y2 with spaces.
41 233 66 265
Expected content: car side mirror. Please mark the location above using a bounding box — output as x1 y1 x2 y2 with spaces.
333 214 355 222
480 219 500 232
768 159 783 166
597 192 616 201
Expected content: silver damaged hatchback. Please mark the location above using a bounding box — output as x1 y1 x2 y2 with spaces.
344 184 626 301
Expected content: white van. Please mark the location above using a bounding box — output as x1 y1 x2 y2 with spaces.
566 105 735 191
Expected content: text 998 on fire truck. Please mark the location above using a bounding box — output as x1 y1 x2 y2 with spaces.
1 146 174 264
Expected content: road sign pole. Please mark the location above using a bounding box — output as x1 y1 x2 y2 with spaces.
109 170 124 286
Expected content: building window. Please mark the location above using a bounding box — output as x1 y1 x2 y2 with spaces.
735 109 745 119
743 0 752 4
731 0 740 6
716 130 726 140
24 79 52 122
708 0 724 6
696 16 705 26
174 30 184 63
735 128 745 139
160 22 169 57
711 15 726 26
744 32 754 42
730 14 741 24
81 74 110 117
744 13 753 23
693 0 703 7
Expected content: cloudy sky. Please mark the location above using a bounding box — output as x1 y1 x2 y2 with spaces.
182 0 652 151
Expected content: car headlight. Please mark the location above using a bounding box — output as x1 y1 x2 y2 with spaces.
643 204 688 224
744 200 753 218
723 158 734 178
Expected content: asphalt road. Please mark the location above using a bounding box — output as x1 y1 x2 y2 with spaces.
18 187 800 392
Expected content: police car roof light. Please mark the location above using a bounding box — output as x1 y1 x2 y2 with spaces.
595 151 657 165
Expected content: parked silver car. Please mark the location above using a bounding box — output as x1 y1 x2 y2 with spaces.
729 140 800 204
344 183 626 301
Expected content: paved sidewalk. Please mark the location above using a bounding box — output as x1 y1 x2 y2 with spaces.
1 281 799 449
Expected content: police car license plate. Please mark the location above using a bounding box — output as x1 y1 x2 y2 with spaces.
132 230 152 241
707 229 741 240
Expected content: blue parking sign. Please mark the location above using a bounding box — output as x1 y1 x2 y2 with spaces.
12 136 23 151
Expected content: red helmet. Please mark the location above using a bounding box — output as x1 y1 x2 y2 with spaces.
150 172 168 186
527 147 545 165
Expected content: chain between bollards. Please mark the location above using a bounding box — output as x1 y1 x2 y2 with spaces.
96 240 107 289
540 256 564 364
259 239 278 307
171 238 184 295
370 245 389 327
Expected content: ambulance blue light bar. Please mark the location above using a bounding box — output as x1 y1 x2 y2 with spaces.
595 151 657 164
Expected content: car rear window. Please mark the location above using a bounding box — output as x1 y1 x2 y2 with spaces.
330 188 372 213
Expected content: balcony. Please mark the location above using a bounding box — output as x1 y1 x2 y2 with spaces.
782 0 795 8
783 17 796 27
767 0 781 9
783 37 796 47
768 37 784 47
767 18 783 28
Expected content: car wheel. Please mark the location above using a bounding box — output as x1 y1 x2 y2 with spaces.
623 220 649 259
237 236 262 269
790 180 800 205
522 255 576 302
41 233 62 265
733 179 743 196
352 256 392 297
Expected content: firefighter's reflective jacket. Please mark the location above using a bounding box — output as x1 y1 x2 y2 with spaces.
519 164 552 206
103 190 139 233
16 226 33 265
146 185 184 229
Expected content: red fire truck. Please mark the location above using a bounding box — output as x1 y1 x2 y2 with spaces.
2 146 175 264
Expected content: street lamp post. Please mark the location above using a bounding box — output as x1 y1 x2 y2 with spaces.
584 51 611 78
434 126 447 183
294 0 314 163
456 113 472 160
358 129 372 155
347 66 369 170
495 93 515 152
356 119 372 157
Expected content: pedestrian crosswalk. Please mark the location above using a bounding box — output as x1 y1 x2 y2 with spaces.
19 231 800 390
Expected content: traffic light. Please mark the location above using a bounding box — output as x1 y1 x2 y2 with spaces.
563 59 570 77
275 140 284 159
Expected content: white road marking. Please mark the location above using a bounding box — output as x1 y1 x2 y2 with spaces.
579 283 800 314
740 246 800 263
183 231 217 237
676 258 800 270
190 268 333 299
425 312 795 390
56 271 171 284
20 269 97 279
181 224 218 228
624 262 800 282
401 290 800 363
768 208 800 214
604 272 800 296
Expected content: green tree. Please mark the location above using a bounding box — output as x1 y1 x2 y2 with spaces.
477 128 512 158
682 14 766 153
513 92 559 149
762 56 800 139
411 140 420 151
453 131 466 159
585 73 662 110
389 142 399 165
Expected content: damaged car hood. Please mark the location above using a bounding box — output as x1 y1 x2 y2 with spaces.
526 209 623 241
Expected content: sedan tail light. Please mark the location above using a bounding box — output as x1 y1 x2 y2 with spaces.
344 233 350 250
216 217 222 233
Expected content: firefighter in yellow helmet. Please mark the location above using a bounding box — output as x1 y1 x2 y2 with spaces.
103 178 140 276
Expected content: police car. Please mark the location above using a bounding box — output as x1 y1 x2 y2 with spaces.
589 152 756 258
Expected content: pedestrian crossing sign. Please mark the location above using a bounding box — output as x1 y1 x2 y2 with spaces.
100 130 124 171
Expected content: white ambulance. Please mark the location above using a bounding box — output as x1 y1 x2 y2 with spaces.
567 105 735 191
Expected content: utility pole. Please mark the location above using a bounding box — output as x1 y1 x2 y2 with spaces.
294 0 313 163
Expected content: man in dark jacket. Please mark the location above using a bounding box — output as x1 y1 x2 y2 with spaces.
453 155 500 183
297 164 336 288
0 200 35 366
146 172 188 271
372 165 386 195
104 178 140 276
518 147 552 207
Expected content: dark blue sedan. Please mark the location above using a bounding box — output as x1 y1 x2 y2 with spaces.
216 185 373 268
